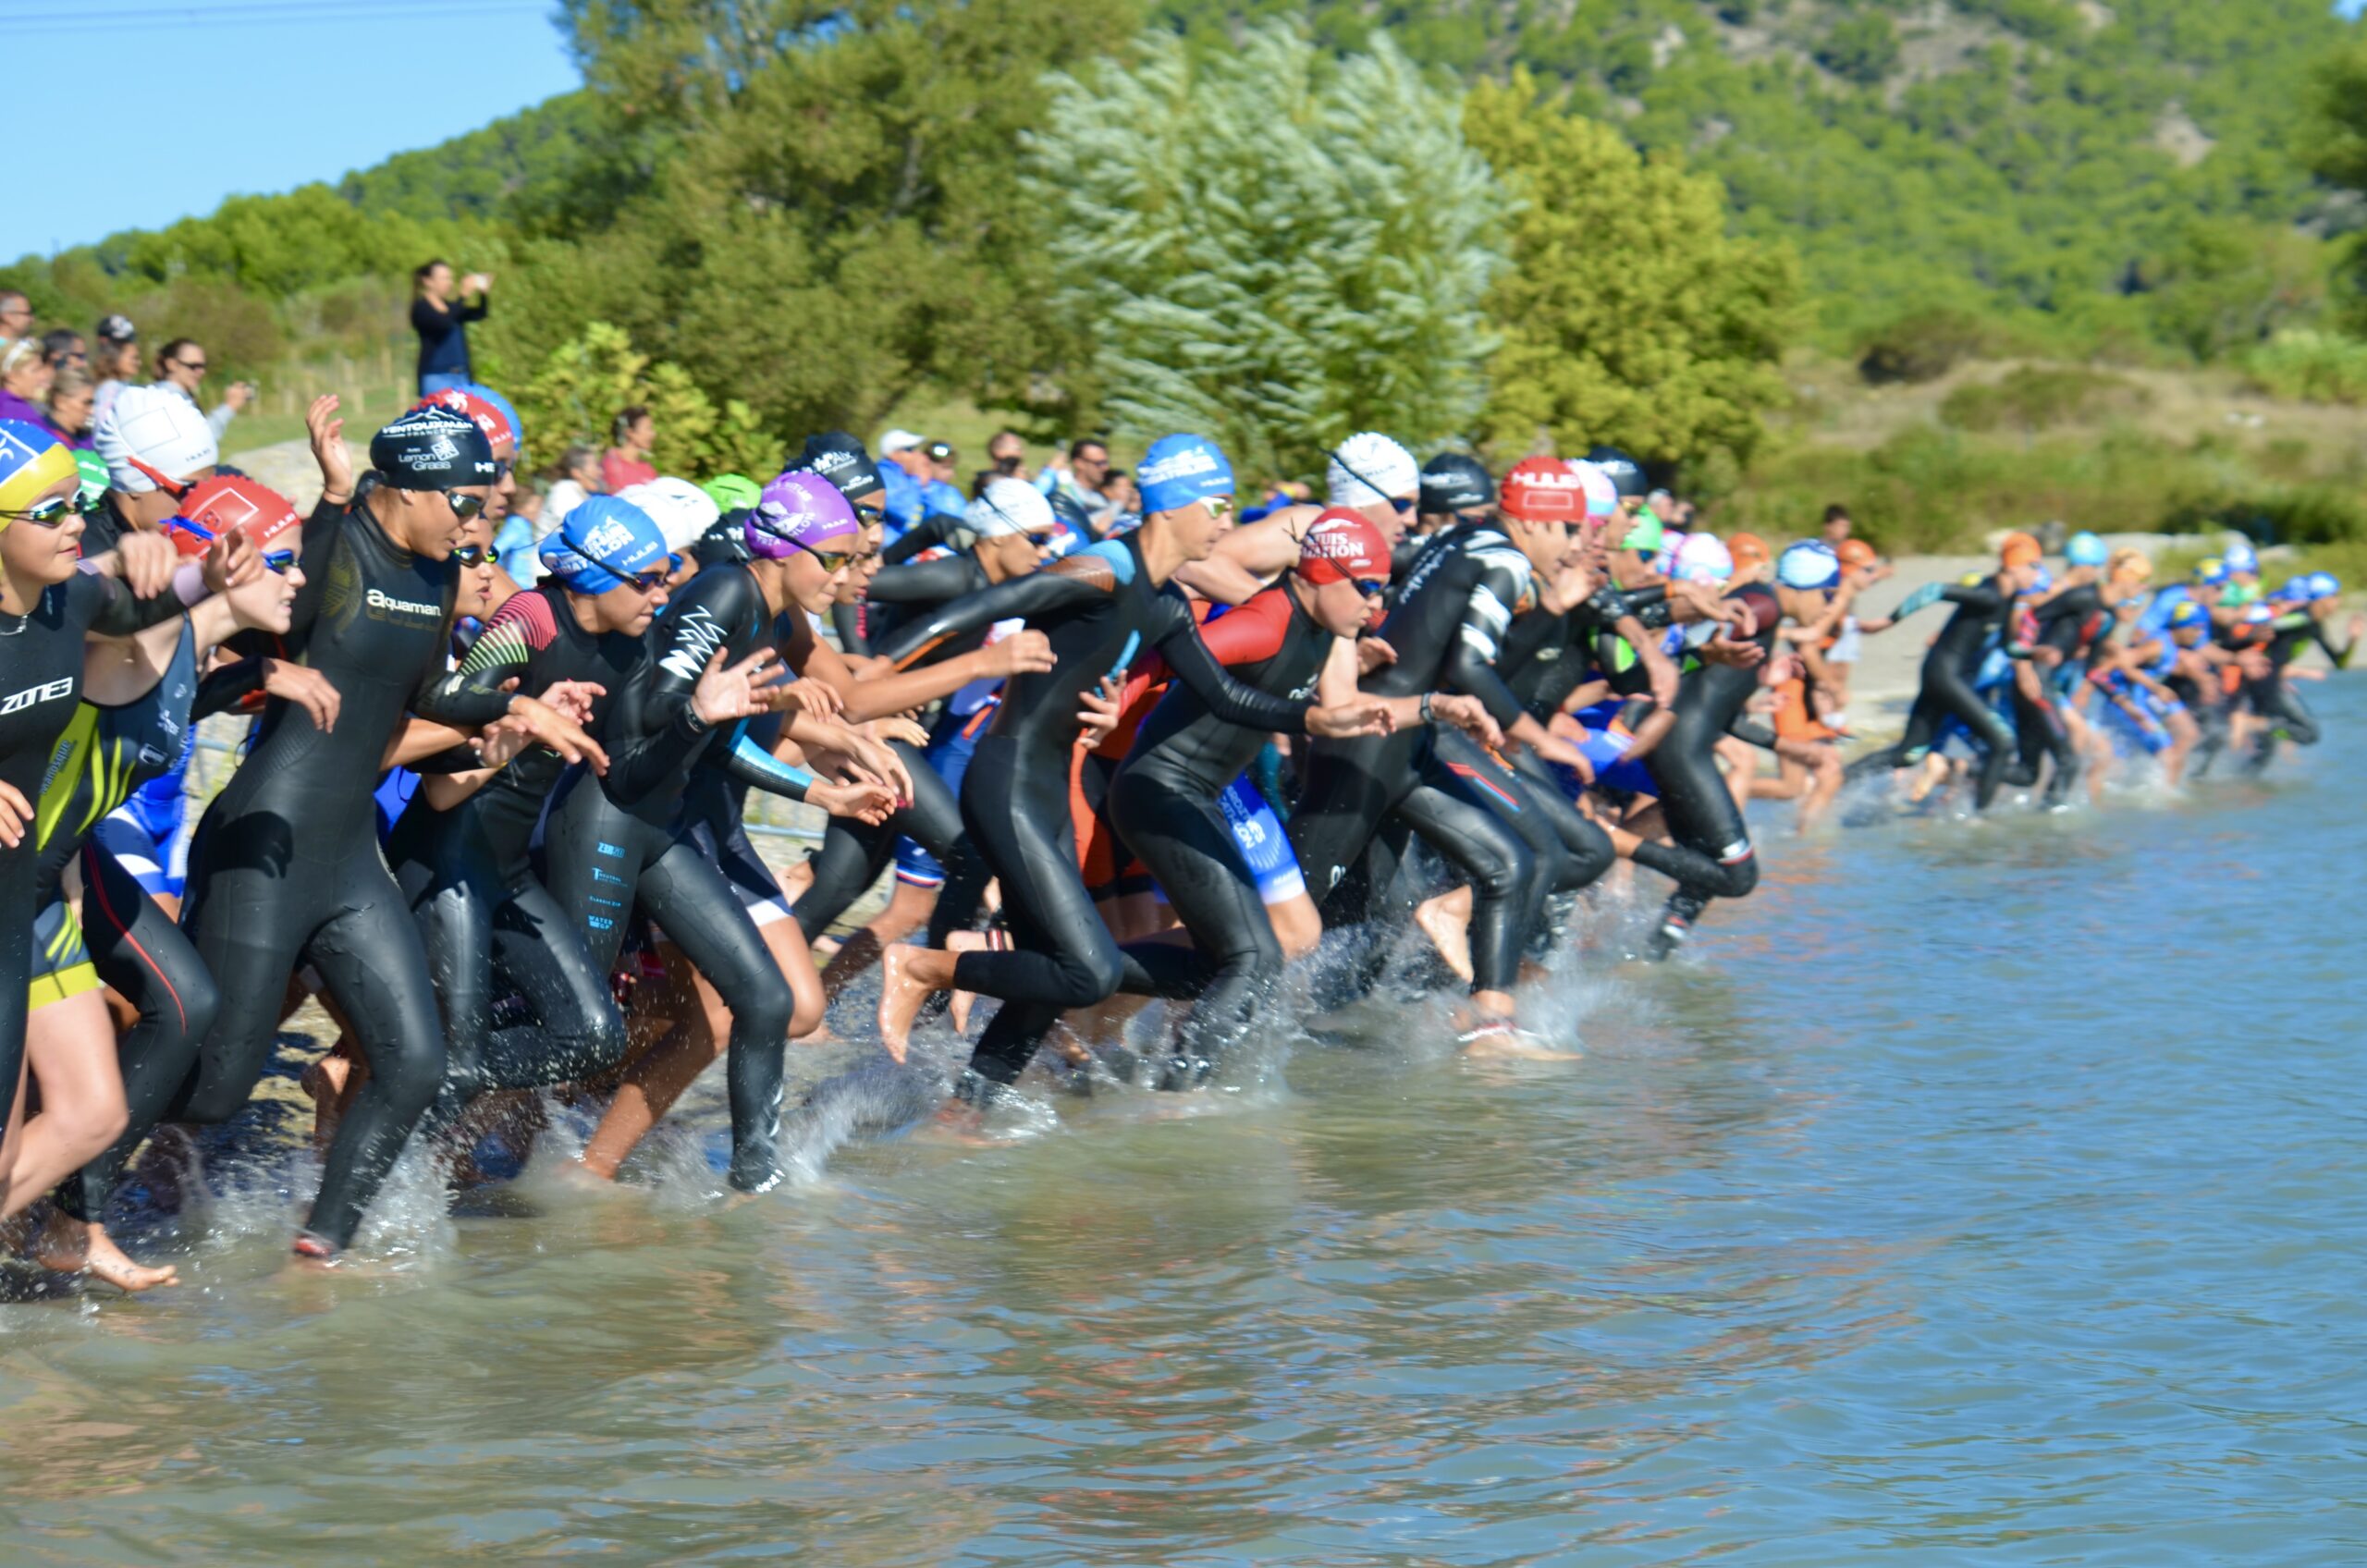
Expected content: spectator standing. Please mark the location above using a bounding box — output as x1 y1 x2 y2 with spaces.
0 290 30 352
876 427 930 536
0 338 53 425
919 439 967 518
41 329 85 370
601 406 657 492
543 444 603 532
152 337 248 442
1821 503 1853 548
411 258 491 396
90 315 138 429
44 364 94 448
1037 436 1117 533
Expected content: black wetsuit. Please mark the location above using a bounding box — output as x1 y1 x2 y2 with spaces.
179 494 517 1251
2000 605 2079 803
2244 607 2350 766
386 585 642 1131
1848 576 2017 809
540 560 817 1193
1108 582 1331 1074
31 621 223 1227
0 568 194 1145
1633 582 1782 949
876 533 1313 1094
1284 522 1545 996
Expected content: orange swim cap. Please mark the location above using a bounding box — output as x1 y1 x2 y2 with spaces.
1836 537 1877 571
1999 532 2042 569
1728 530 1771 567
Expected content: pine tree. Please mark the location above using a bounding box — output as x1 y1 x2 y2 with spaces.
1026 23 1509 480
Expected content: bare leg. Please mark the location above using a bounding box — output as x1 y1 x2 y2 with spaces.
1413 887 1475 985
4 994 129 1221
816 881 939 1002
1267 892 1324 962
877 944 963 1060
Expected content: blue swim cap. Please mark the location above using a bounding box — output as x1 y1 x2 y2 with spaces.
1776 540 1841 591
1137 434 1234 516
2167 599 2208 632
2021 566 2053 596
2192 557 2229 587
539 494 670 594
2307 570 2341 601
2066 531 2107 568
2223 538 2258 573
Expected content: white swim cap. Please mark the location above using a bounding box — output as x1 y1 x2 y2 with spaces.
95 385 216 493
619 476 719 556
1674 532 1734 584
966 477 1058 539
1569 460 1620 520
1326 432 1418 508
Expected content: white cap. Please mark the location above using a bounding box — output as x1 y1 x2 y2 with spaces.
1326 432 1418 508
1673 532 1734 584
966 477 1057 539
95 384 216 493
1569 460 1619 520
878 428 925 455
619 477 718 555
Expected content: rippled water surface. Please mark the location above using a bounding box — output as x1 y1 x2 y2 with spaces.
5 686 2364 1565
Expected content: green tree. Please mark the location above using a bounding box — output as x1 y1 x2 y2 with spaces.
511 322 783 479
2301 39 2367 336
1466 68 1801 474
1024 23 1509 478
538 0 1137 440
1816 14 1899 88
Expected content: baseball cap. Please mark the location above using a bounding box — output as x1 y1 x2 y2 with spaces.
96 314 136 345
879 429 924 455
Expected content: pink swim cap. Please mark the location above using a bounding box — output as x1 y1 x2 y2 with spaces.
746 469 860 560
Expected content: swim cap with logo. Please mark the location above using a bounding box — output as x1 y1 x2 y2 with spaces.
963 477 1058 545
1295 508 1392 585
419 386 519 458
747 469 859 559
539 495 671 594
0 420 78 522
95 384 217 494
1777 540 1842 590
1139 434 1235 515
1568 460 1619 519
798 432 887 504
370 404 497 492
619 477 719 557
1418 451 1494 515
1326 432 1418 508
2223 538 2259 574
2066 531 2107 568
168 475 302 557
2304 570 2341 600
1584 446 1647 498
2191 557 2229 588
1500 456 1588 523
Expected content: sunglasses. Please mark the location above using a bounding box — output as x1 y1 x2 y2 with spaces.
2 493 98 527
448 543 496 567
624 569 671 592
171 360 207 374
445 491 487 521
1348 577 1388 598
261 548 297 574
788 537 857 573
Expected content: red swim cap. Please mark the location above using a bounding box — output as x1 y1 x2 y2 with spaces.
171 475 302 557
417 389 516 459
1500 456 1587 523
1296 507 1392 585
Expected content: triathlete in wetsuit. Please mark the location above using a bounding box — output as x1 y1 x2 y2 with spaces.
872 434 1386 1093
2242 573 2355 768
542 471 890 1193
386 496 676 1134
1629 580 1782 955
1108 511 1496 1080
178 405 543 1258
0 423 234 1170
1847 535 2043 810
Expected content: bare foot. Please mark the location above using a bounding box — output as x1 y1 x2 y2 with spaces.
1414 895 1475 984
916 1100 999 1146
876 945 938 1063
36 1214 179 1292
944 930 998 1036
1455 1020 1583 1061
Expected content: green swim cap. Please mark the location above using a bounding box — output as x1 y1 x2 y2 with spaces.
701 473 761 513
74 450 107 508
1621 505 1663 555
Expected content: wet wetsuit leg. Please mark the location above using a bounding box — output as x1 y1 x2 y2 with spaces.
1109 768 1283 1070
55 839 221 1223
2008 685 2079 802
1633 731 1760 921
1507 748 1616 890
1391 752 1535 995
634 838 797 1191
952 738 1125 1089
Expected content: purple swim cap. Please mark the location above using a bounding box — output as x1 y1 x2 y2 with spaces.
746 469 860 560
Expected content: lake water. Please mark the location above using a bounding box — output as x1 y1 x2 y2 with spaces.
4 683 2362 1565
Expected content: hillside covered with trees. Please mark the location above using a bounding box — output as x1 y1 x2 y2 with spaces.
7 0 2366 547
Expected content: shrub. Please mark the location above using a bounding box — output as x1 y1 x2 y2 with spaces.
2243 330 2367 406
1938 367 2147 433
511 322 783 480
1857 307 1993 385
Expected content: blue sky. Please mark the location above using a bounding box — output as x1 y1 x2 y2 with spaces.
0 0 580 258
